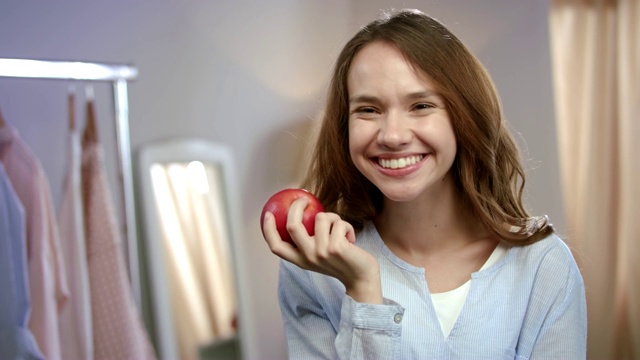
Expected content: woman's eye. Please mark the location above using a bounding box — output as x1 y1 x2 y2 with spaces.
355 107 377 114
414 103 434 110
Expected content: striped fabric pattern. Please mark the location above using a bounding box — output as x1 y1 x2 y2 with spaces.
278 221 587 359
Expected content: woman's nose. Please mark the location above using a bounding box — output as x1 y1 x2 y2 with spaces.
377 111 411 148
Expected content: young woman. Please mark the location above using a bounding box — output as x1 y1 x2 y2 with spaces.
262 9 587 359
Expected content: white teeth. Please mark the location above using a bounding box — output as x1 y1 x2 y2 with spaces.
378 155 424 169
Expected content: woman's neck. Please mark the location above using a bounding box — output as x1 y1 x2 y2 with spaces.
374 178 486 255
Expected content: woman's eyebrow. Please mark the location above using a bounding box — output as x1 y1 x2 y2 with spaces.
405 90 441 100
349 90 442 104
349 94 380 104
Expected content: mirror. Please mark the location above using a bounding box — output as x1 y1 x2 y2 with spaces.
136 138 248 360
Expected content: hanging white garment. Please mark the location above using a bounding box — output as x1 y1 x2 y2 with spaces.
0 124 69 360
58 129 93 360
0 163 45 359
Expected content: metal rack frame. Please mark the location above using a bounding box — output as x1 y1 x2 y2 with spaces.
0 57 142 305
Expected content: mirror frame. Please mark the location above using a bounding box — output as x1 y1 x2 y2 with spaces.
136 138 251 360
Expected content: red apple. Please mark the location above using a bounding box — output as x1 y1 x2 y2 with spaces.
260 188 324 246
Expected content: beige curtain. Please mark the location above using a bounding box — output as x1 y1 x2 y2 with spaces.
549 0 639 358
150 161 237 360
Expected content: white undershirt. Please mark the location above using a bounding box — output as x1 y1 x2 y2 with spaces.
430 243 508 337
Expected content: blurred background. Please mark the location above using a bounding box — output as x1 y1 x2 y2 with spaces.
1 0 636 359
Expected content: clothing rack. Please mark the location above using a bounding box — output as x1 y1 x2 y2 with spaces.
0 57 142 306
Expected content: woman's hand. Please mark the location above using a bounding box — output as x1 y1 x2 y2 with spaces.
263 196 383 304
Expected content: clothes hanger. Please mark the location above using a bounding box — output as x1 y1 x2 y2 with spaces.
82 84 98 145
0 106 6 128
68 85 75 131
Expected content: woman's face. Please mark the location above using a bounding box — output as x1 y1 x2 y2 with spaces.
347 41 457 203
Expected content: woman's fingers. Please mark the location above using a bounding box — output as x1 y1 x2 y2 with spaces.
285 196 315 251
312 212 331 259
265 203 381 303
265 197 366 279
326 217 356 245
262 211 304 263
263 197 322 266
313 212 351 261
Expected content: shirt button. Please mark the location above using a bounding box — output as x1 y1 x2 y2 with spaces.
393 313 403 324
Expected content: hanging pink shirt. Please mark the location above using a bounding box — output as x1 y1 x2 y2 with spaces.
0 124 69 360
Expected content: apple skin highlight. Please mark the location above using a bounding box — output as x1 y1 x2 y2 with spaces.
260 188 324 246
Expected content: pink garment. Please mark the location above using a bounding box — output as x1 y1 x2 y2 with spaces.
0 124 69 360
81 124 156 360
58 130 93 360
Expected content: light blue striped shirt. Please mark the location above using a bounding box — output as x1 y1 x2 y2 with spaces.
278 221 587 359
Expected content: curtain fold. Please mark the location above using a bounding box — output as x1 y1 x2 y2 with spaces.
549 0 639 358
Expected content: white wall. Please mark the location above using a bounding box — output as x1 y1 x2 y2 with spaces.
0 1 563 359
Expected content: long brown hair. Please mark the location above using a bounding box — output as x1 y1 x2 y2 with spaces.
302 9 552 245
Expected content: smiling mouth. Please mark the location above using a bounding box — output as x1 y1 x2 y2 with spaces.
377 155 424 169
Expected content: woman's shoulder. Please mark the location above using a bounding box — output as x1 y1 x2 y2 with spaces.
518 232 578 264
509 232 583 284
